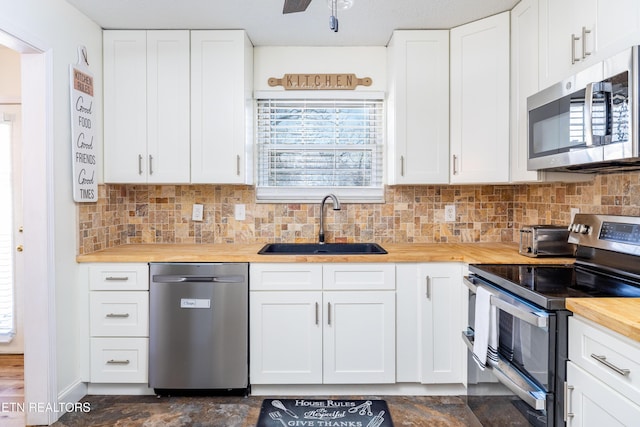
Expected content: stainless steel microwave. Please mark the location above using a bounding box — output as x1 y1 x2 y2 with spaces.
527 46 638 172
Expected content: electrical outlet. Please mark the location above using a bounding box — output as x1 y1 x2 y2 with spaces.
192 204 203 222
235 204 246 221
444 204 456 222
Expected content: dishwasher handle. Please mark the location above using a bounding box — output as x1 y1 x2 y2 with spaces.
152 274 246 283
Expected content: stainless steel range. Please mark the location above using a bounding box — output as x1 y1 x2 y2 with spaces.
463 213 640 427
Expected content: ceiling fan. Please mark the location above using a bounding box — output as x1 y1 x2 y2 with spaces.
282 0 313 14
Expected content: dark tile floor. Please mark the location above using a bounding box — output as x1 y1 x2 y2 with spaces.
52 394 483 427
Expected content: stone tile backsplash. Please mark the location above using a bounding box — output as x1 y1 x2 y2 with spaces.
77 172 640 255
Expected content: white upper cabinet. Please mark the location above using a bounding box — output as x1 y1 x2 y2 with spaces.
191 30 254 184
539 0 640 89
510 0 540 183
104 30 190 184
450 12 510 184
387 30 450 184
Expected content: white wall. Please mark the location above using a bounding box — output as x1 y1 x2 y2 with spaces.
0 46 21 101
254 46 387 93
0 0 102 415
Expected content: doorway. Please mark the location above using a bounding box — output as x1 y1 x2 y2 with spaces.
0 27 57 426
0 103 24 355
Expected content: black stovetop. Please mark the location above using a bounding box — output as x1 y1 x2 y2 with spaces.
469 263 640 310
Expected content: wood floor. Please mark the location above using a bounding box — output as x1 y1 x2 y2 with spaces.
0 354 25 427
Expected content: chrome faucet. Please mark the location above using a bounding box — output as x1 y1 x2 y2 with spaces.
319 194 341 244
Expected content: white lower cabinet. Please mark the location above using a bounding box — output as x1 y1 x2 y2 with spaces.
250 263 395 385
396 263 465 384
566 316 640 426
250 291 323 384
86 263 150 384
90 337 149 383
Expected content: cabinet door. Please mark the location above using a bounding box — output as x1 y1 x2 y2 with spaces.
566 362 640 427
539 0 597 88
418 263 464 384
249 291 323 384
146 31 190 183
596 0 640 55
191 30 253 184
510 0 542 183
450 12 510 183
103 31 147 183
323 291 395 384
387 30 449 184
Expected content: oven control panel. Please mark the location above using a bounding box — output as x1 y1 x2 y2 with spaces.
569 213 640 255
599 221 640 244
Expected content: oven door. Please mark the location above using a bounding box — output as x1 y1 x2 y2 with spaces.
463 276 556 427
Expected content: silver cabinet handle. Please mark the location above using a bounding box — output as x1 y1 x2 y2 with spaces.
564 382 575 421
571 34 581 64
106 313 130 318
315 302 319 325
138 154 143 175
236 155 241 176
149 154 154 175
106 359 130 365
400 155 405 177
425 276 431 300
591 354 630 376
105 276 129 281
327 302 332 326
582 26 592 59
452 154 458 175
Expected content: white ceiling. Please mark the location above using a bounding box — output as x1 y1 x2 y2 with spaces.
65 0 519 46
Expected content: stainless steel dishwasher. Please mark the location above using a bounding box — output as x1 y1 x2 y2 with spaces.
149 263 249 394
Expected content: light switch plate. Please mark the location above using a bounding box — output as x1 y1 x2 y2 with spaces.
192 204 204 221
235 204 246 221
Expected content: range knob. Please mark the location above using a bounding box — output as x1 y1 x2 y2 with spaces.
578 224 590 234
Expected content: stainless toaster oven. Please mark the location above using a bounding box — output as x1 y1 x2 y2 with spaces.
519 225 575 257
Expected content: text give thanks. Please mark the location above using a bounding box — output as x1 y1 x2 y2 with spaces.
70 47 97 202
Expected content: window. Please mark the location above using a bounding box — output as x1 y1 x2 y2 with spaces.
256 95 384 202
0 118 15 342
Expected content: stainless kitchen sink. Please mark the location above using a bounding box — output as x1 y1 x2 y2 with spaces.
258 242 387 255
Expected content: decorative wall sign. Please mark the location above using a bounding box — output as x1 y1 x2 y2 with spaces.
268 73 372 90
70 45 97 202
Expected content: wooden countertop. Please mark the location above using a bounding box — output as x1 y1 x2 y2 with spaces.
567 298 640 342
76 242 575 264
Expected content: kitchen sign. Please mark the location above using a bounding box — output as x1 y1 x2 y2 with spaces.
268 73 372 90
70 46 97 202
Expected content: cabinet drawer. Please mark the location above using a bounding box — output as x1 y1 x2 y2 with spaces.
90 292 149 337
250 263 322 291
569 316 640 404
89 263 149 290
323 264 395 290
90 337 148 383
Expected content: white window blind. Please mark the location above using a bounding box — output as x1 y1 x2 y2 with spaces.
256 98 384 202
0 120 15 342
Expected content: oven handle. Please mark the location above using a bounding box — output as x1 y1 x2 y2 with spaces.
463 276 548 328
462 331 548 411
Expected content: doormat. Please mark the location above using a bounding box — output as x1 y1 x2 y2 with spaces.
257 399 393 427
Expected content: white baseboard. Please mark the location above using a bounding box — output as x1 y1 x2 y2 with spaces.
250 383 466 396
87 383 154 395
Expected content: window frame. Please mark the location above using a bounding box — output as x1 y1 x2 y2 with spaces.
254 90 386 204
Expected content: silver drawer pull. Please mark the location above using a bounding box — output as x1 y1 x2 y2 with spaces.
591 354 630 376
106 359 130 365
106 313 130 318
105 276 130 281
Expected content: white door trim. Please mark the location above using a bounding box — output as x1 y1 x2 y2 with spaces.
0 24 58 426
